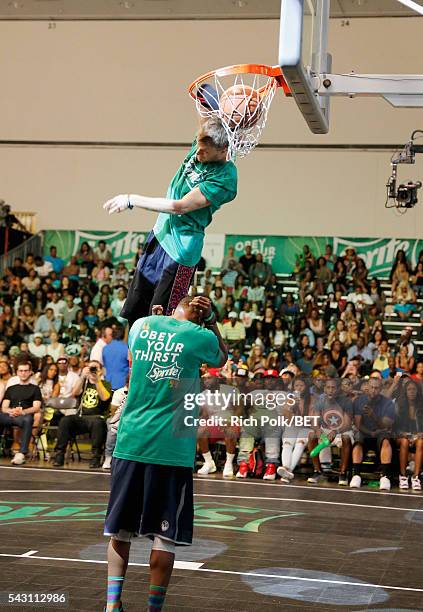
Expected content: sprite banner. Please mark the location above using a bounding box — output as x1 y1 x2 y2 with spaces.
43 230 147 267
225 235 423 277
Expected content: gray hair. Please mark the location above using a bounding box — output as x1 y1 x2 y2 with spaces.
198 117 228 150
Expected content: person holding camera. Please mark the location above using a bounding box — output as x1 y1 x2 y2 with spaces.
53 360 111 468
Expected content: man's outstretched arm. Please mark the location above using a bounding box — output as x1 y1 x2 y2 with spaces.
103 189 209 217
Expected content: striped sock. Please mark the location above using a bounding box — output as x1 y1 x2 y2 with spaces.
106 576 124 611
147 584 167 611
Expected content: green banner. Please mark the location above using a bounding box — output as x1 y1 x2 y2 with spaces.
225 235 423 277
43 230 148 267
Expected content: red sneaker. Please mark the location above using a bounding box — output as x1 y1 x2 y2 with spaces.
236 460 249 478
263 463 277 481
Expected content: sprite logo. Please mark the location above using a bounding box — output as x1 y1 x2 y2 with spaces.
146 362 183 383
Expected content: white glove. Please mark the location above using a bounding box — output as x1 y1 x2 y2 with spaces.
103 194 132 215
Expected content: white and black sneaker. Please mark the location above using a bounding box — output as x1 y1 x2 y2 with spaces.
277 466 294 481
197 461 217 475
399 475 409 490
411 476 422 491
11 452 25 465
307 471 324 484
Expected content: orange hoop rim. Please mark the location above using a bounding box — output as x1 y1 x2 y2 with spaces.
188 63 290 98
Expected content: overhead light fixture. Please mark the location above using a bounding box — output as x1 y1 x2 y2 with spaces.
396 0 423 15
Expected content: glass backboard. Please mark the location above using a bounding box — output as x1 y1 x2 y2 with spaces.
279 0 331 134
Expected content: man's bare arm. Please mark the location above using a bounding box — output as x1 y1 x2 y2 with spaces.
103 188 210 217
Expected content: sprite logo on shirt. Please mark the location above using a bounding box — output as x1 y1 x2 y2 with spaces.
146 362 183 383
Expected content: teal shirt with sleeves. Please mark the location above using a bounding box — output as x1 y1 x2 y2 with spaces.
113 315 222 468
153 141 237 267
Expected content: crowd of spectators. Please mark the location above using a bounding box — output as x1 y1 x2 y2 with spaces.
0 238 423 490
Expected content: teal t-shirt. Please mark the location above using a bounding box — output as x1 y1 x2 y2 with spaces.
153 141 237 267
113 315 221 468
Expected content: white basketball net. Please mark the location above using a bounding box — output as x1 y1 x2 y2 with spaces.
193 71 277 161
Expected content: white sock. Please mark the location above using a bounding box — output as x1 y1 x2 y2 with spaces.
202 451 213 464
225 453 235 465
290 441 306 471
281 439 293 468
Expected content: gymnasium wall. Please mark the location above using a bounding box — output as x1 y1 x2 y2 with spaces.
0 17 422 238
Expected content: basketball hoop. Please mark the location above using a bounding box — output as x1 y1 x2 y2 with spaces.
188 64 289 160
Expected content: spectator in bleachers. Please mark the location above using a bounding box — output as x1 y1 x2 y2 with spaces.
221 312 246 352
315 257 333 295
392 282 417 321
351 377 395 490
53 360 110 468
395 378 423 490
313 351 338 378
280 294 300 319
389 249 410 285
391 262 410 294
352 258 369 290
44 245 65 274
247 276 265 307
344 319 360 348
38 363 60 403
279 375 314 482
9 257 27 279
239 244 256 275
295 244 315 274
22 269 40 293
311 378 357 486
0 361 42 465
307 307 326 340
343 247 357 273
347 336 374 369
62 256 80 281
221 245 239 271
102 378 129 470
248 253 272 285
76 241 95 274
28 333 47 360
61 294 81 328
298 270 317 304
19 304 36 337
111 261 130 287
209 286 226 318
327 319 347 348
329 339 347 375
46 291 66 320
412 360 423 382
46 331 65 361
233 274 249 306
90 324 113 365
396 344 415 374
110 287 127 322
368 278 386 312
332 259 348 293
34 256 53 279
94 240 113 267
395 326 416 359
246 344 267 373
91 260 111 286
24 253 35 272
411 261 423 296
269 317 286 353
34 307 61 340
221 260 239 290
373 339 391 372
102 325 129 391
57 356 81 400
297 346 315 375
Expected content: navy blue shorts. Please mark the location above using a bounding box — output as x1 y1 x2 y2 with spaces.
120 231 196 327
104 458 194 545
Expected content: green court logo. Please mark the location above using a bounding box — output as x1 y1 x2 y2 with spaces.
0 501 303 533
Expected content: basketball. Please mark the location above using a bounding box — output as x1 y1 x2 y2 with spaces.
219 85 262 129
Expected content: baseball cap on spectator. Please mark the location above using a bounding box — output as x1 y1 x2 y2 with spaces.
33 333 43 339
57 356 69 364
228 311 238 319
279 368 295 378
208 367 222 377
263 369 279 378
252 369 265 378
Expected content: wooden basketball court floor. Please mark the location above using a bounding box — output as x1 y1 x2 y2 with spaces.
0 463 422 611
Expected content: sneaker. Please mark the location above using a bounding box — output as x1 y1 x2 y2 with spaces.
411 476 422 491
222 463 234 478
350 474 362 488
197 461 217 475
52 453 64 467
277 466 294 480
338 474 349 486
379 476 391 491
236 461 248 478
307 471 324 484
263 463 277 481
280 476 290 483
11 452 25 465
89 456 102 469
399 475 409 490
102 456 112 470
